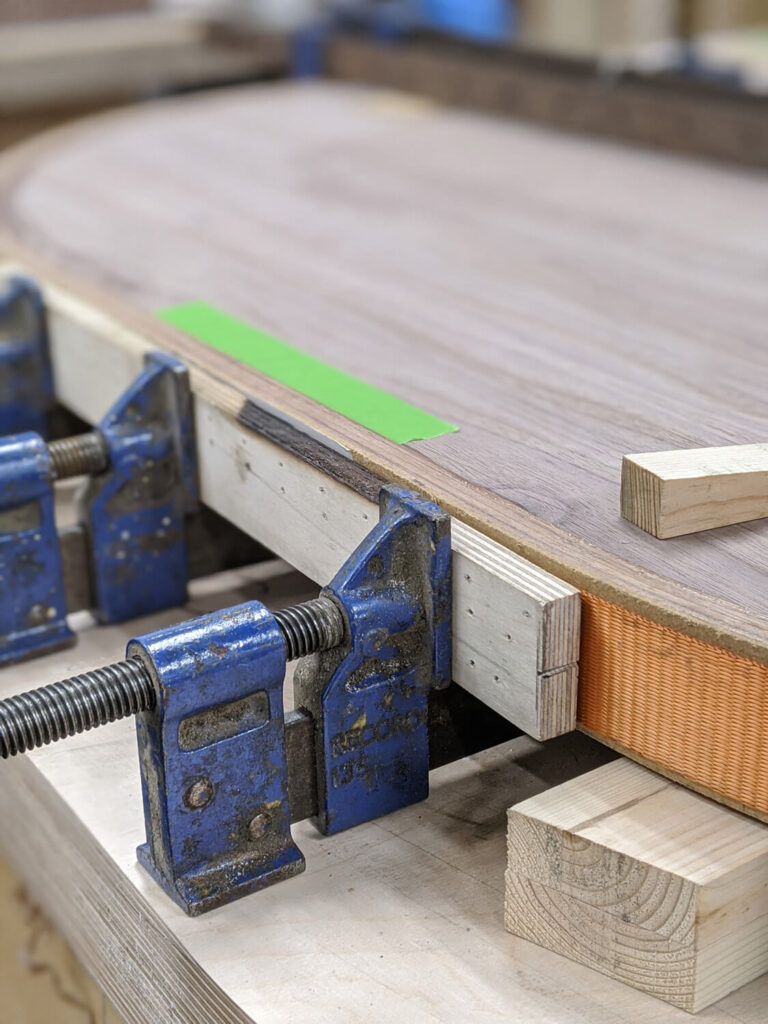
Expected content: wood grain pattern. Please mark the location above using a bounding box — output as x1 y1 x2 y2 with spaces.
505 759 768 1012
1 82 767 652
622 444 768 538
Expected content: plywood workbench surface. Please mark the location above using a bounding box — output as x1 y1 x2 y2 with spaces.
1 81 767 818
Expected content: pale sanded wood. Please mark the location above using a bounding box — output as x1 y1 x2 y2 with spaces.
505 759 768 1011
6 266 580 738
622 444 768 538
1 82 768 664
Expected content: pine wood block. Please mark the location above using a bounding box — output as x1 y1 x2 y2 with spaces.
621 444 768 538
505 759 768 1012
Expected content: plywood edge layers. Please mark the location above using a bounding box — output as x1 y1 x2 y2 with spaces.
0 755 250 1024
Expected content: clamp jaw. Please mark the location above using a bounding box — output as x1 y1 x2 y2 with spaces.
78 352 198 623
0 352 198 664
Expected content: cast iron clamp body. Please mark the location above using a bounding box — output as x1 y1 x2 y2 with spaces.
0 349 199 665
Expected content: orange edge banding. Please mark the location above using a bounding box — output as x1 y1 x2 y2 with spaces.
578 591 768 818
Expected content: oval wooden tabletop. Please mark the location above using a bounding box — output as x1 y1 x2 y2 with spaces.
1 80 767 659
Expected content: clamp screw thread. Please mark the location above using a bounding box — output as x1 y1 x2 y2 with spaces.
274 597 345 660
0 658 154 758
48 430 109 480
0 599 345 760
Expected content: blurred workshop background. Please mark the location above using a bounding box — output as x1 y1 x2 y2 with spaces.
1 0 768 163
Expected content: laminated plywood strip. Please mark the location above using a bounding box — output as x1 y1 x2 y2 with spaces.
0 83 767 818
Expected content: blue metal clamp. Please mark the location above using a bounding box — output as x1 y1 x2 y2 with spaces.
78 352 199 623
128 486 451 915
0 353 198 665
296 486 452 834
132 602 303 916
0 276 54 436
0 433 73 663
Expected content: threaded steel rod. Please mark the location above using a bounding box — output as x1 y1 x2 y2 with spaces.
274 597 345 660
0 598 345 759
0 658 154 758
48 430 109 481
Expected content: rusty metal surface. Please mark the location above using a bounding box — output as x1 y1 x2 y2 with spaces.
131 601 304 916
294 486 452 836
78 352 199 625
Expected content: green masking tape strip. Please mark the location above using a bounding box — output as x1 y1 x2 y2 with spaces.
158 302 458 444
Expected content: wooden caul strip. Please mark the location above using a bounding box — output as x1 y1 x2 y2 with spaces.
622 444 768 538
0 82 767 818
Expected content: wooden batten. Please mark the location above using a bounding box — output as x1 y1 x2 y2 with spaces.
505 758 768 1012
622 445 768 538
10 265 581 740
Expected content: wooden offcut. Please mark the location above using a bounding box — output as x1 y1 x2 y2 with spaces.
505 759 768 1012
622 444 768 538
